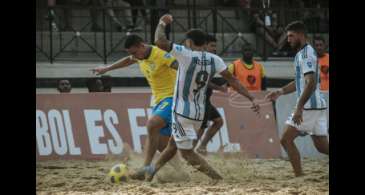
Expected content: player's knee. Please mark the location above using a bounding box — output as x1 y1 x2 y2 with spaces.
167 142 177 153
214 118 223 128
146 119 163 135
314 144 328 154
179 149 193 160
280 138 286 147
317 148 327 154
280 136 292 147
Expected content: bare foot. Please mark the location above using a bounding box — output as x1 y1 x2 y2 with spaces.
129 168 145 180
145 171 156 182
209 177 222 185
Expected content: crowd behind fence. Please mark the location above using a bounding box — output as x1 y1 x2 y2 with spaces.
36 2 329 63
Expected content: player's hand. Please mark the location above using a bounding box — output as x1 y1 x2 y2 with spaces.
160 14 173 25
91 66 108 75
250 99 260 115
265 89 283 101
292 107 303 126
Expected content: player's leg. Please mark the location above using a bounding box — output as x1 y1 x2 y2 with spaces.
143 115 166 166
193 120 207 148
197 117 223 154
197 106 223 154
130 133 172 181
310 110 329 155
146 114 222 181
311 135 329 155
130 98 172 180
175 116 222 180
158 133 190 179
280 124 302 177
178 148 222 180
129 115 165 181
194 127 205 146
145 136 178 181
157 135 170 152
143 97 173 167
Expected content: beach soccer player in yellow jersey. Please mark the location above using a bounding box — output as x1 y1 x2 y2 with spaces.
91 34 180 179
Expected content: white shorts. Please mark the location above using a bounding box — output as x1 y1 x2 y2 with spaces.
285 109 328 136
172 113 202 150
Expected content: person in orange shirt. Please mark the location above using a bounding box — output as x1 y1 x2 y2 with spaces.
228 44 267 91
313 35 329 91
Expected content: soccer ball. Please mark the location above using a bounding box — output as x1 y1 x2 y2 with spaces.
108 163 129 183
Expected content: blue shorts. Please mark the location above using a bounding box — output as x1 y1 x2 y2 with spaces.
152 97 173 136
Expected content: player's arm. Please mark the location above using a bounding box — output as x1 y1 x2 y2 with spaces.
91 56 137 75
220 69 260 113
208 82 227 93
296 73 316 110
291 72 316 125
261 77 267 90
220 69 254 101
265 81 296 101
260 64 267 90
154 14 173 52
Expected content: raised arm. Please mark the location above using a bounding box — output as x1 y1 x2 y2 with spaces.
154 14 173 52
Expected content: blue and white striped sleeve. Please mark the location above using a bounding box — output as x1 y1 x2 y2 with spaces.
302 51 317 75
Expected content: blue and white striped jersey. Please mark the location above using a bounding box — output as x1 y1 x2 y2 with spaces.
170 43 227 121
294 44 327 110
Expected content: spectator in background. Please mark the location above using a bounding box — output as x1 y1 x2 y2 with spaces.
101 75 113 92
82 0 103 31
102 0 126 32
87 78 104 92
150 0 170 41
46 0 73 31
248 0 289 56
57 79 72 93
313 35 329 91
228 44 267 91
122 0 148 31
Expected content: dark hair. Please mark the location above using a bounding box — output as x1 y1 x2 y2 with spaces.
124 34 144 49
186 29 207 46
57 79 70 88
206 34 217 43
101 75 112 92
313 35 326 43
241 43 253 52
86 78 104 92
285 21 306 34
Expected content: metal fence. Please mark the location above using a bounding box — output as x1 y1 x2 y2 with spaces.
36 5 329 63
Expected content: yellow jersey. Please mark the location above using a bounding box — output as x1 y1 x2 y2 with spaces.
137 46 177 105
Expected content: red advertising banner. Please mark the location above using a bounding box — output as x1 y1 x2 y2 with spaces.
36 92 281 160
